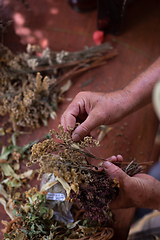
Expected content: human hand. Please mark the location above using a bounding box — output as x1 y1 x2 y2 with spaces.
103 157 160 211
61 90 129 141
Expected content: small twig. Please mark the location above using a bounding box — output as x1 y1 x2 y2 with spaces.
49 49 118 90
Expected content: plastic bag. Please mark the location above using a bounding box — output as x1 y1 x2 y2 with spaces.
40 173 74 224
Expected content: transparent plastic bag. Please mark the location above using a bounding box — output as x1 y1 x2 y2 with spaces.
40 173 74 224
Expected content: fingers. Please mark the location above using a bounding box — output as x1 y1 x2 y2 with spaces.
117 154 123 162
61 113 94 141
103 160 129 182
61 92 89 133
61 102 80 131
106 155 123 163
72 113 102 141
61 91 106 141
62 108 102 141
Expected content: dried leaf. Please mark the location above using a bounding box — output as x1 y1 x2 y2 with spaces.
48 208 54 219
5 178 22 188
0 184 9 199
18 169 33 179
0 198 15 220
67 220 80 229
13 162 20 170
0 162 19 178
79 225 98 235
59 79 72 96
22 204 30 213
50 111 57 120
55 176 71 198
41 180 57 192
97 125 113 142
42 119 48 127
14 232 25 240
0 127 5 136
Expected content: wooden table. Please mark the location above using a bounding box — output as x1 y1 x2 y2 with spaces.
0 0 160 239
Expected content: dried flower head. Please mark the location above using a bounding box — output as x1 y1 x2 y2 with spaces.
0 71 55 131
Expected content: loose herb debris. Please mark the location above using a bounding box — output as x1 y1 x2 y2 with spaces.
0 134 38 200
0 42 117 133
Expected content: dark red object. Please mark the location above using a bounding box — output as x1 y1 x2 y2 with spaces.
97 0 130 35
67 0 97 12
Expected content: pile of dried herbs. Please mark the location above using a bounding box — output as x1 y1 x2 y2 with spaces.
1 188 114 240
0 42 117 133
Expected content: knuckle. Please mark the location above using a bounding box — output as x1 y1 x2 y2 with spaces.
112 166 122 177
80 125 90 136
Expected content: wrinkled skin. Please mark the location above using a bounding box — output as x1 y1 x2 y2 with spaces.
102 156 160 211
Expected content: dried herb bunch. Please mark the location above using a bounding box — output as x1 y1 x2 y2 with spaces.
28 124 100 184
0 42 117 133
0 71 56 131
0 44 58 131
28 124 142 223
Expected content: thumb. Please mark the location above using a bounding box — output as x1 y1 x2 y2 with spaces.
72 113 102 141
103 161 129 182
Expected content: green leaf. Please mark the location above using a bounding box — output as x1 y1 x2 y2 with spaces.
35 223 47 234
0 162 19 178
19 140 38 154
7 179 22 188
3 233 9 238
13 199 21 205
12 209 20 217
11 133 18 146
31 223 35 231
40 206 49 215
14 232 25 240
82 219 87 226
0 146 14 160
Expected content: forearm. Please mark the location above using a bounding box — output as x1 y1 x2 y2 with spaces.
121 57 160 117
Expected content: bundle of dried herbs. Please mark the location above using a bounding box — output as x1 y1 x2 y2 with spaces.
28 124 143 223
0 42 117 132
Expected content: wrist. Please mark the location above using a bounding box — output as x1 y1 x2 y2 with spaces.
114 89 134 120
134 175 160 211
102 89 131 124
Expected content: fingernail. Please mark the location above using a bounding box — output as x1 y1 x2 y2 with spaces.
103 161 112 168
73 133 80 142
